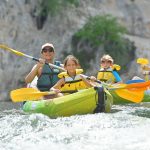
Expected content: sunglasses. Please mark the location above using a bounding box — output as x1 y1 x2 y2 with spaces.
42 47 54 53
101 60 112 63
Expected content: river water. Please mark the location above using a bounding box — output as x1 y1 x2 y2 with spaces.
0 101 150 150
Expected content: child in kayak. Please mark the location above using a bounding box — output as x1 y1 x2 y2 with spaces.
91 54 122 84
127 58 150 83
50 55 93 96
141 63 150 81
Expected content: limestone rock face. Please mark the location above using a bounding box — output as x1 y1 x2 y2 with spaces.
0 0 150 100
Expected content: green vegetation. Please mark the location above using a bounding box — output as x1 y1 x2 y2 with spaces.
32 0 79 29
74 15 126 46
41 0 79 15
71 15 136 73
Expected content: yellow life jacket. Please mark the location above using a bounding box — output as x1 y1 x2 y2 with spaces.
58 69 88 92
97 64 121 83
111 64 121 71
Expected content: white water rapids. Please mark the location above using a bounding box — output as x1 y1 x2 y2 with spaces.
0 102 150 150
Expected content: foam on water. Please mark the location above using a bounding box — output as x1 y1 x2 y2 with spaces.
0 102 150 150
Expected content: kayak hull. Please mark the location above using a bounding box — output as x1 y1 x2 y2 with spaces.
23 87 113 118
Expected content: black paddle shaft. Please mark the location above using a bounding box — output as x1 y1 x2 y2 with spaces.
32 57 49 65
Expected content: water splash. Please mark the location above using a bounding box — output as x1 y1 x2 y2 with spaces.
0 102 150 150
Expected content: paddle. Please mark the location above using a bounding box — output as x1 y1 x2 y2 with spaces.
10 88 77 102
137 58 150 81
84 74 150 90
0 44 65 71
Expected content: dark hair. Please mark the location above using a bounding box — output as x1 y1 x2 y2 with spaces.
63 55 80 67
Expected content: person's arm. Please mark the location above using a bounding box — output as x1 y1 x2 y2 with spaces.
50 78 65 93
80 74 93 87
25 65 39 83
112 70 122 83
25 59 45 83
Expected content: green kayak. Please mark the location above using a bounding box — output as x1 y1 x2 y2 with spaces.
23 87 113 118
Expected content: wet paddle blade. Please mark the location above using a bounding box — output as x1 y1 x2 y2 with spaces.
115 89 144 103
10 88 55 102
10 88 77 102
11 93 42 102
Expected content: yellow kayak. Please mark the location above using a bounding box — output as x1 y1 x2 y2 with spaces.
23 87 113 118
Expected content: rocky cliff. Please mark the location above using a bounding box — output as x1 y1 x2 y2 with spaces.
0 0 150 101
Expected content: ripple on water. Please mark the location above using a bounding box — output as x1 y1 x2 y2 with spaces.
0 102 149 150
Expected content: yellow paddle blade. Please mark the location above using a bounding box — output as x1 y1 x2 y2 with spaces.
0 44 24 56
10 88 55 102
115 89 144 103
137 58 149 65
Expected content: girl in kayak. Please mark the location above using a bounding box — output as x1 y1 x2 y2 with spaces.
50 55 93 96
127 58 150 83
